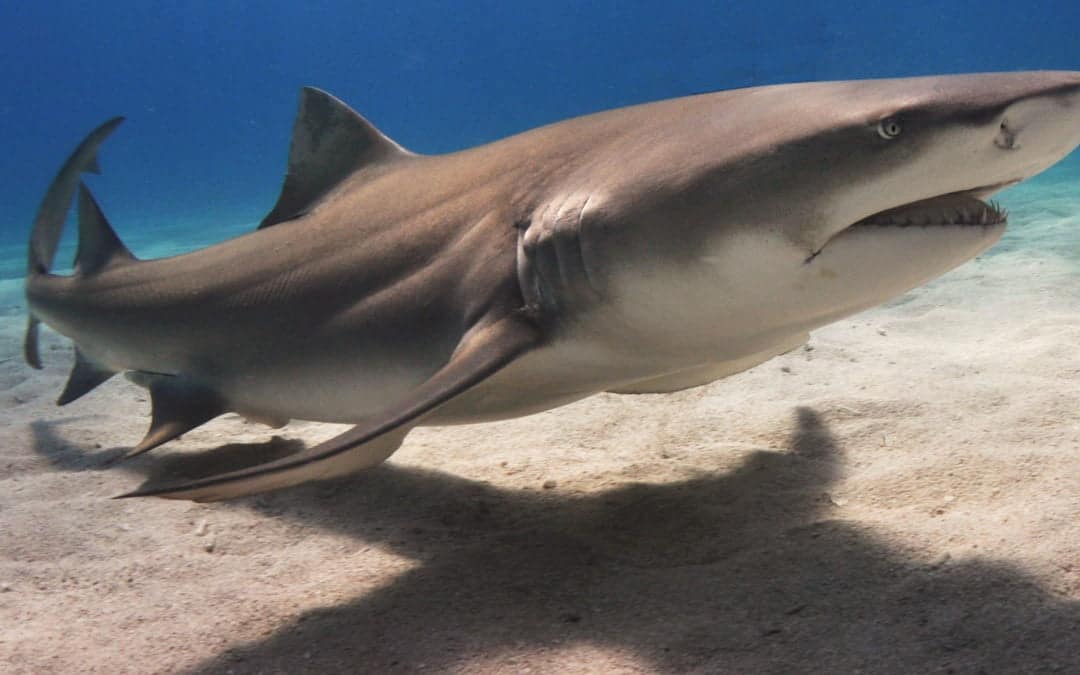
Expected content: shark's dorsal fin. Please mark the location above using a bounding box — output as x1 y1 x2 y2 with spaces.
57 349 117 405
74 183 135 276
124 372 227 458
259 87 415 229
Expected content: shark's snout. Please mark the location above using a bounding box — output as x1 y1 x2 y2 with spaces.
995 81 1080 172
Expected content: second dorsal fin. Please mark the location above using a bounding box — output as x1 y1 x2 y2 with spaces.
74 183 135 276
258 87 415 229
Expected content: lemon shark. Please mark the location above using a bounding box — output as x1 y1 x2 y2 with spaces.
23 71 1080 501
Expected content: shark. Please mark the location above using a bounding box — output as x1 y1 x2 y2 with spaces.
23 71 1080 501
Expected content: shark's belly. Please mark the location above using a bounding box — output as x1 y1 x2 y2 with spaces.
200 338 441 424
427 329 809 424
203 334 618 426
207 342 597 426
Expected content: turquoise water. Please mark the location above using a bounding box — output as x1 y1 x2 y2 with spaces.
993 154 1080 260
989 155 1080 258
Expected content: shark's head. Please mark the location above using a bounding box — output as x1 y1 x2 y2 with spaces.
775 71 1080 252
591 71 1080 359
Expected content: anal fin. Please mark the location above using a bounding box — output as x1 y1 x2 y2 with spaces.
119 311 542 501
125 372 227 458
57 349 117 405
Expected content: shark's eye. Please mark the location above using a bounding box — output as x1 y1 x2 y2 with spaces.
878 118 903 140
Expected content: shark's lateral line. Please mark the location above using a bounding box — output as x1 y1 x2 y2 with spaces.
24 72 1080 501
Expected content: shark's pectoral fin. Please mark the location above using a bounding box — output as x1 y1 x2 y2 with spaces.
119 311 543 501
258 87 416 229
124 372 227 458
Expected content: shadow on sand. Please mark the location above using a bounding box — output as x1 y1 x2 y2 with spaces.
32 408 1080 673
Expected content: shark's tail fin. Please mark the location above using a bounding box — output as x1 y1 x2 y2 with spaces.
24 117 124 369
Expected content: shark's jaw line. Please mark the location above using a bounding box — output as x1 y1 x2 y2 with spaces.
807 183 1014 264
853 189 1008 228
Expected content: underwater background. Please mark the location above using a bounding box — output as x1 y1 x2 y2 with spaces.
2 4 1080 672
0 0 1078 280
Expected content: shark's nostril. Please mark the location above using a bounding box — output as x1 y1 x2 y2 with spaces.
995 119 1018 150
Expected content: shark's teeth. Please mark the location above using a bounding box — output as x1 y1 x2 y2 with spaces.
855 191 1007 228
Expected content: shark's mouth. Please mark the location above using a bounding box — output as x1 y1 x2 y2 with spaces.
851 190 1008 229
806 185 1013 263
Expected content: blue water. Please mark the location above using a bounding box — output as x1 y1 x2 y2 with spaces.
0 1 1077 272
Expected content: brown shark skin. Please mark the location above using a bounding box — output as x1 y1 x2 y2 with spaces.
23 71 1080 499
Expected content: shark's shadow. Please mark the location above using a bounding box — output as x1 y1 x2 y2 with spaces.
31 409 1080 673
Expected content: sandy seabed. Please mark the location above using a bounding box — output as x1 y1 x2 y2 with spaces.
1 179 1079 673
